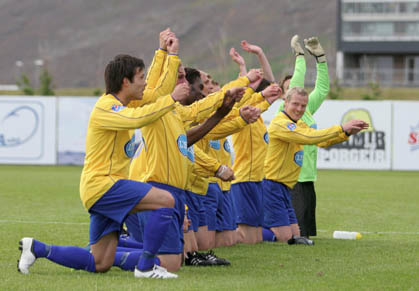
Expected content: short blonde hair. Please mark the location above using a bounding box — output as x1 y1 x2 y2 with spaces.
285 86 308 101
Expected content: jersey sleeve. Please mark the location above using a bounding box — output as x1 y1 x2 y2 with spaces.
176 89 226 126
221 76 250 91
130 53 180 107
234 87 255 108
92 94 175 130
317 131 349 148
307 62 329 115
268 116 343 145
204 108 249 140
289 55 306 89
193 145 221 177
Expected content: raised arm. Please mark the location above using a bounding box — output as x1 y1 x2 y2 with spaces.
186 87 244 147
229 47 247 77
304 37 329 115
241 40 275 82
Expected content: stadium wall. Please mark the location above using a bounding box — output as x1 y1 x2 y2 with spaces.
0 96 418 170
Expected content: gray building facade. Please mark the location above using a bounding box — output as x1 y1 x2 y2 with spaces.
337 0 419 87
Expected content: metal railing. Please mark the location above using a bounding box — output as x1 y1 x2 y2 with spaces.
301 68 419 87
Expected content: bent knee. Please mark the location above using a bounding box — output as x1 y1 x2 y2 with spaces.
95 262 112 273
159 190 175 208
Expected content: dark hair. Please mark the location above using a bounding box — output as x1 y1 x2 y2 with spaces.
104 54 145 94
280 74 292 92
255 78 271 93
185 67 201 85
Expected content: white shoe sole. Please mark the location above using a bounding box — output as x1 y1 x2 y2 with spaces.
134 266 178 279
18 238 36 274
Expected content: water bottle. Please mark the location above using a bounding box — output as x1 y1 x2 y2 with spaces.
333 231 362 240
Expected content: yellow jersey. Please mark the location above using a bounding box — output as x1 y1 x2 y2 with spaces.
79 93 176 209
264 111 349 188
129 76 250 190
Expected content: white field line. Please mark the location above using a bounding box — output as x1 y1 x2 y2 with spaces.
0 220 418 235
317 229 419 235
0 220 88 225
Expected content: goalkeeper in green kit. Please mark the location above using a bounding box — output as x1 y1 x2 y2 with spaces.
275 35 329 240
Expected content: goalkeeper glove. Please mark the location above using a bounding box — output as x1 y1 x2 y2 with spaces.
290 35 304 57
304 37 326 63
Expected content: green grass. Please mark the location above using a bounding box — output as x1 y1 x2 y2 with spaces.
1 166 418 290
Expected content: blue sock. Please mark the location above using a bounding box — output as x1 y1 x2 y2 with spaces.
116 246 141 252
32 240 50 258
114 251 160 271
137 207 173 271
42 245 96 272
262 228 277 241
118 235 143 249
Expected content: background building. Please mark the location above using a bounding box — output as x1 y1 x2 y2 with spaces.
337 0 419 87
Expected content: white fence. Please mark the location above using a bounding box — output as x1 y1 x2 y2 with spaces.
1 96 419 170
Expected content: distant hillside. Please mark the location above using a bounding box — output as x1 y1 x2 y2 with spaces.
0 0 337 88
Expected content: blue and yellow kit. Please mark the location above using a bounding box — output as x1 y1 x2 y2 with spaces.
79 93 176 210
264 111 348 189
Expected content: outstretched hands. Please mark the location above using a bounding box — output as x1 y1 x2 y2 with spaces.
342 120 369 135
159 28 179 54
246 68 263 83
229 48 245 66
171 83 190 102
304 37 326 63
215 165 235 181
240 105 261 124
241 40 262 55
261 83 282 105
290 35 305 56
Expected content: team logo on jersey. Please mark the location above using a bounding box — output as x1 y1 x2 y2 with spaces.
177 134 188 157
209 140 220 150
112 104 125 112
263 132 269 144
294 150 304 167
287 123 296 131
187 145 195 162
310 123 317 129
124 134 140 158
223 140 231 153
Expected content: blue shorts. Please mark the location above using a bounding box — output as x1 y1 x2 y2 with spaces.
219 190 237 231
125 212 142 243
231 181 264 227
128 181 185 254
88 179 152 245
262 179 298 228
184 190 207 232
203 183 224 231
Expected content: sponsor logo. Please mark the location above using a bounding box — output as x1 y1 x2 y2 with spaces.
294 150 304 167
263 132 269 144
177 134 188 156
0 105 39 147
124 134 140 158
320 109 386 163
187 145 195 162
112 104 125 112
287 123 296 131
209 140 220 150
408 122 419 151
223 140 231 153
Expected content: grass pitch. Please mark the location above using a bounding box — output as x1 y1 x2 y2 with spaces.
0 166 418 290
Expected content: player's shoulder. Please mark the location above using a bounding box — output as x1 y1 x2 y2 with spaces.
95 94 125 112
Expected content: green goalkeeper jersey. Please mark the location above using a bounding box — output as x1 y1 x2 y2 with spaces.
276 56 329 182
